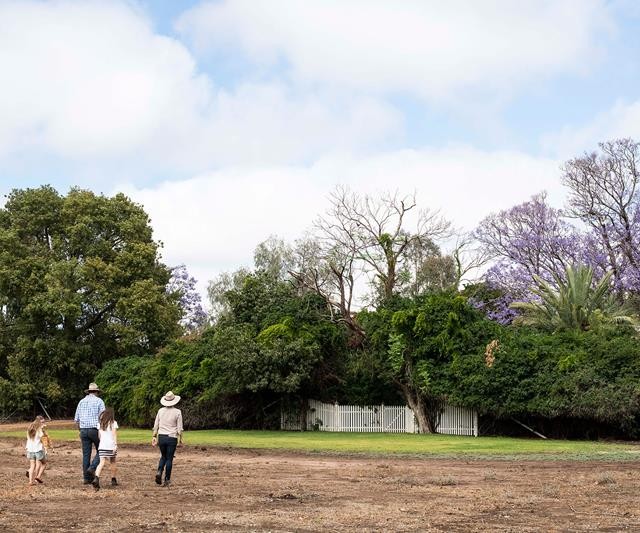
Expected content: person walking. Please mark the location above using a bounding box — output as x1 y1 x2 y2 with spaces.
74 382 105 484
92 407 119 491
25 417 46 485
25 415 53 482
151 391 183 487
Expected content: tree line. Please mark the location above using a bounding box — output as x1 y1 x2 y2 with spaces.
2 139 640 438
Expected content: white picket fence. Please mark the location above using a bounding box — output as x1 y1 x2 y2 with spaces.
435 404 479 436
281 399 478 436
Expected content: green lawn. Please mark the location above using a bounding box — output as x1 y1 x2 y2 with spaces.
2 427 638 460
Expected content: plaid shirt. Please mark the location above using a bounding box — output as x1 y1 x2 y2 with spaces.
74 394 105 429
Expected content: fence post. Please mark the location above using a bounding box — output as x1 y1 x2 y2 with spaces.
334 402 340 432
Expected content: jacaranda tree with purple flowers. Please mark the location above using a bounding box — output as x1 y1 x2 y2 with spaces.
476 192 581 281
474 192 585 323
562 138 640 295
474 139 640 323
167 264 208 333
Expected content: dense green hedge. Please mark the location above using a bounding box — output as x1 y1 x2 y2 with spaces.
97 286 640 437
449 327 640 435
97 272 350 429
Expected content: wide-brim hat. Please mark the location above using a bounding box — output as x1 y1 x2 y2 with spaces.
161 391 181 407
85 382 101 394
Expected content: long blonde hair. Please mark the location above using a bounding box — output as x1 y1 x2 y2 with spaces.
27 417 42 439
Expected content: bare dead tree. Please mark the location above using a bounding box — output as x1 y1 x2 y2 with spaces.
315 186 451 302
289 236 365 344
451 232 493 288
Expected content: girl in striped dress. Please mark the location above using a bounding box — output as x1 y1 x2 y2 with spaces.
92 408 118 490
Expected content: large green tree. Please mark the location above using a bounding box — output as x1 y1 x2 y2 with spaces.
0 186 182 415
364 292 498 433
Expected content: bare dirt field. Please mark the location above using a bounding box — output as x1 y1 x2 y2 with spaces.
1 433 640 532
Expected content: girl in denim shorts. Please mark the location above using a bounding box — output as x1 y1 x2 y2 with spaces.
25 417 46 485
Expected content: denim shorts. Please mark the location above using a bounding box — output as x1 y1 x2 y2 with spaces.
26 450 46 461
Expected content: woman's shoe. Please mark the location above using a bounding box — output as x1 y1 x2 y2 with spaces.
155 473 162 485
111 477 118 486
162 479 171 487
92 476 100 491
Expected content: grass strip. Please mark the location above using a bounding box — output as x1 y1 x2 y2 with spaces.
1 427 638 460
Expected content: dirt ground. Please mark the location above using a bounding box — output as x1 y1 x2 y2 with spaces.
1 429 640 532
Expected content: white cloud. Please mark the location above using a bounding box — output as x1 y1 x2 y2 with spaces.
0 0 205 158
120 147 560 303
180 83 401 168
177 0 611 101
543 100 640 157
0 1 400 170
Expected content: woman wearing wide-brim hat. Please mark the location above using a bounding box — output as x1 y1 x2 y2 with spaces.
151 391 183 487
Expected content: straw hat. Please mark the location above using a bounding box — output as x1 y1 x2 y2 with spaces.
160 391 181 407
84 382 101 394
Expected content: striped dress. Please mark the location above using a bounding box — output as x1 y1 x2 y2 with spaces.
97 421 119 458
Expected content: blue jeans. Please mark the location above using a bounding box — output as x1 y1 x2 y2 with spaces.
80 428 100 480
157 435 178 481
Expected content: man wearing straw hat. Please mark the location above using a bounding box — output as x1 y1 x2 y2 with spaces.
74 382 105 484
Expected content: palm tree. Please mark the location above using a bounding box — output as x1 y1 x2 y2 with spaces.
510 265 637 331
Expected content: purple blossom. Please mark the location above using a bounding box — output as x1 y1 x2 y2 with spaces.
474 192 583 282
473 193 619 323
561 139 640 295
469 291 519 325
168 265 208 332
473 141 640 322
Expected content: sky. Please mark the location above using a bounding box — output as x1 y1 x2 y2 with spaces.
1 0 640 301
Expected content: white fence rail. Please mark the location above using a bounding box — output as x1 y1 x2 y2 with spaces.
281 399 477 436
435 404 478 437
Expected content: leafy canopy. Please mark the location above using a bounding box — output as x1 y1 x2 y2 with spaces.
0 186 182 414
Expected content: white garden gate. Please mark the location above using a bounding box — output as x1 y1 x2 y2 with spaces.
434 404 478 436
281 399 478 436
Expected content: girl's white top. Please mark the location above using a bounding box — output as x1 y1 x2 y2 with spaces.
25 429 43 453
97 420 119 450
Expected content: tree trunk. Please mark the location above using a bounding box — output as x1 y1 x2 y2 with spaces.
398 382 434 434
345 318 366 348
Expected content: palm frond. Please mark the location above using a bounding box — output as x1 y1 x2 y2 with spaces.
510 265 637 332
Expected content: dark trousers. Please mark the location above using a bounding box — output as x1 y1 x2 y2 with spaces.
80 428 100 480
157 435 178 481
